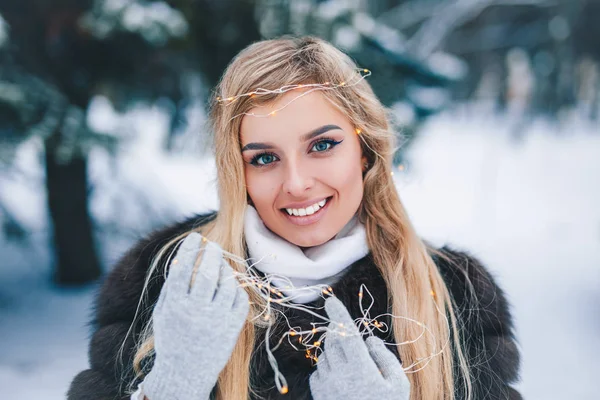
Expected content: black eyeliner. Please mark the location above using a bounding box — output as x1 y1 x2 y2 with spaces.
248 137 343 168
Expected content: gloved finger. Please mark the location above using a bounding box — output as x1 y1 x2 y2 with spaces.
165 233 203 296
211 262 237 308
308 369 322 390
324 297 359 333
313 348 332 373
321 331 348 366
365 336 409 386
153 282 169 315
324 297 370 363
232 282 250 313
193 241 223 302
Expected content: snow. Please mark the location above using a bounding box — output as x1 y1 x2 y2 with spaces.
1 105 598 399
82 0 188 43
406 84 450 111
427 51 468 81
394 111 600 398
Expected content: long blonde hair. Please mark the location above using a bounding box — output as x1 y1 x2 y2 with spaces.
130 36 472 400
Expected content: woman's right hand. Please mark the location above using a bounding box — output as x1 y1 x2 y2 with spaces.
141 233 250 400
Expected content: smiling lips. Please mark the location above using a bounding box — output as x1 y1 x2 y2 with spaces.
284 198 328 216
281 197 332 226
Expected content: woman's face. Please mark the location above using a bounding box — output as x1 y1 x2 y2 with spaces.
240 90 366 247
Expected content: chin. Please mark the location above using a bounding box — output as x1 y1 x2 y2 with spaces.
284 231 334 248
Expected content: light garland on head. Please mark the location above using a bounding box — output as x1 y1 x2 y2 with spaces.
216 68 372 121
172 233 449 395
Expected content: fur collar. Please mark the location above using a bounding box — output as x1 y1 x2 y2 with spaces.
249 253 394 399
67 212 522 400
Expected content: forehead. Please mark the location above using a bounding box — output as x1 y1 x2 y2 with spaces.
240 90 350 143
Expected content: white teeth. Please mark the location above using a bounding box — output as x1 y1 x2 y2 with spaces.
285 198 328 217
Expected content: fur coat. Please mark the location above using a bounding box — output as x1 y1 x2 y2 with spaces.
67 212 522 399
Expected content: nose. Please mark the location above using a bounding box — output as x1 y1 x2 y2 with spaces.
282 158 314 197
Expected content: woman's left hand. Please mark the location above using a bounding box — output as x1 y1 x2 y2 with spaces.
309 297 411 400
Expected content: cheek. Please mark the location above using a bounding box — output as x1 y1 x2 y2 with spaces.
245 170 278 205
321 155 363 191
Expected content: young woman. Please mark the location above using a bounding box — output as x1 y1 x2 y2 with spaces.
68 36 521 400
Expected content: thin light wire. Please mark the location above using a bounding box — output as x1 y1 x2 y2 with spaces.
182 233 450 394
218 68 372 121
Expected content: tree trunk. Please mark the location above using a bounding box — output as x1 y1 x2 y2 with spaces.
44 133 101 285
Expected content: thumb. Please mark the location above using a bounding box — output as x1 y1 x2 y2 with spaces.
365 336 409 387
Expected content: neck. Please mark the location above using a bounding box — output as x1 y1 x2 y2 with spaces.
243 205 369 303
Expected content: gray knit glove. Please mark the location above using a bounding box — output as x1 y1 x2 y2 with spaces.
141 233 250 400
309 297 410 400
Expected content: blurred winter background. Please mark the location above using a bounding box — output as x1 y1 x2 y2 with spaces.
0 0 598 398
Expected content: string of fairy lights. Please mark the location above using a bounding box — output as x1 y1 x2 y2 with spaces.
116 67 419 396
217 66 407 177
152 68 446 395
176 235 450 396
217 68 372 121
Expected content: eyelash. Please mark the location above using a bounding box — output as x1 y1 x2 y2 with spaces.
249 137 343 167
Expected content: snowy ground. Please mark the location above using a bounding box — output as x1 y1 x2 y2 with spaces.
0 105 598 399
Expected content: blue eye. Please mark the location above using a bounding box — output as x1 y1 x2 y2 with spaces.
250 152 278 166
248 138 342 168
311 139 343 153
312 141 331 152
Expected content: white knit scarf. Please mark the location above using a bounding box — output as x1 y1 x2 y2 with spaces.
244 205 369 303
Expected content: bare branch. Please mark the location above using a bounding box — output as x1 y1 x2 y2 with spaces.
406 0 557 60
378 0 441 31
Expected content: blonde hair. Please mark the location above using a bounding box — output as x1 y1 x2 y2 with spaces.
129 36 472 399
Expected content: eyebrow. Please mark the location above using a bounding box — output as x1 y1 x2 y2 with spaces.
241 124 343 152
